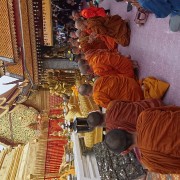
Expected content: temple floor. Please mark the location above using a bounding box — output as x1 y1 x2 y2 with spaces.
98 0 180 179
100 0 180 106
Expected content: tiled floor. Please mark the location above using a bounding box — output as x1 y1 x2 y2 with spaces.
100 0 180 106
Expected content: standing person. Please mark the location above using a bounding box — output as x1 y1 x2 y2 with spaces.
137 0 180 32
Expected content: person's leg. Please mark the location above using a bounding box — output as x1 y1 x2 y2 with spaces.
127 2 133 12
105 9 111 14
169 15 180 32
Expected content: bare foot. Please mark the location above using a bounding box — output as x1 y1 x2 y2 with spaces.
132 60 139 69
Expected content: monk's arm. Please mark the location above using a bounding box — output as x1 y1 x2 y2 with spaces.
87 19 108 35
94 92 112 108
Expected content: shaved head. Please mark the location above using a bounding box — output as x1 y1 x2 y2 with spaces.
87 112 104 127
78 59 88 67
75 29 81 38
105 129 133 154
78 84 93 96
72 10 80 20
79 64 92 75
70 31 77 39
75 19 86 30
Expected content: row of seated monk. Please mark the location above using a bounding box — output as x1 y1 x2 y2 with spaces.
63 4 180 176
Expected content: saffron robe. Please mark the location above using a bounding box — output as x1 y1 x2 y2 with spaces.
93 75 144 108
84 30 117 50
87 15 131 47
137 106 180 174
106 99 164 132
81 7 106 19
85 49 134 78
141 77 170 99
79 35 108 53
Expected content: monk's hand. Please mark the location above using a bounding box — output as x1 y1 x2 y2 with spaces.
91 32 98 39
88 35 94 43
88 37 94 43
88 32 97 43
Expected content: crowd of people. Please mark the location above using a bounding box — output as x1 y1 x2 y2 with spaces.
62 0 180 177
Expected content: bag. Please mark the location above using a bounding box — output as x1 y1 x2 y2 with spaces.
134 7 149 25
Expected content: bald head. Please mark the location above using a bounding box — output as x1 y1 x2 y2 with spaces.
75 29 81 38
105 129 134 154
78 84 93 96
78 59 88 67
87 112 104 128
70 31 78 39
79 64 93 75
72 10 80 20
75 19 86 30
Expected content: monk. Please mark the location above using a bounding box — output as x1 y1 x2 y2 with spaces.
105 106 180 174
87 99 164 132
78 33 109 53
75 15 131 47
84 49 135 78
69 31 78 39
72 10 81 20
75 24 118 51
72 42 107 55
78 74 144 108
79 64 94 75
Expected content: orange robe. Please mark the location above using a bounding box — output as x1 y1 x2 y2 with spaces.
87 15 131 47
97 35 117 50
141 77 170 99
79 35 108 53
137 106 180 174
84 30 117 50
106 99 164 132
81 7 106 19
93 74 144 108
85 49 134 78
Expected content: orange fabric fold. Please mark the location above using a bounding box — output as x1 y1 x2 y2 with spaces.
81 7 106 19
105 99 164 132
142 77 170 99
85 49 134 78
79 35 108 53
93 74 144 108
137 106 180 174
